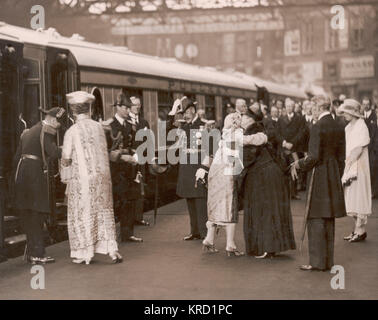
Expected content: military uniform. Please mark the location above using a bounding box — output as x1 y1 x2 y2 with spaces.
168 113 210 238
106 115 143 241
13 118 61 259
127 113 151 224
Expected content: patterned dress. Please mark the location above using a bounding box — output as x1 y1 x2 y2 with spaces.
62 114 118 260
207 128 244 224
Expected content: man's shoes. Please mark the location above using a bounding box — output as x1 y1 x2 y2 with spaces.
183 234 201 241
349 232 367 242
27 256 55 265
291 195 301 200
299 264 325 271
127 236 143 243
135 220 150 226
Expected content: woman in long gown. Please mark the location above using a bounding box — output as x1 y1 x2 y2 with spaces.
202 112 268 256
239 110 296 259
61 91 122 265
339 99 372 242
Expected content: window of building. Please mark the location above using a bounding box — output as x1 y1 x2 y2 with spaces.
325 20 339 51
350 17 364 50
302 20 314 54
236 33 247 62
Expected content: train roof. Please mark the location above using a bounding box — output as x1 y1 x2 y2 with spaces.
0 22 307 99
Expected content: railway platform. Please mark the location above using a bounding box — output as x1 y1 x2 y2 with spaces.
0 195 377 300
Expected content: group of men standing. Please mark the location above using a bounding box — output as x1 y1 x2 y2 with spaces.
11 93 150 263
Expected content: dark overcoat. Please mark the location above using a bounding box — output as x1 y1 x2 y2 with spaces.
13 122 61 213
276 113 307 152
365 111 377 171
298 114 346 219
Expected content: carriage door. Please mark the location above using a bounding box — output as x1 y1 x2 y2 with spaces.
46 47 71 221
0 40 23 251
0 40 24 195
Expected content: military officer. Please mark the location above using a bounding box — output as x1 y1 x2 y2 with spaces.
128 96 151 227
13 107 64 264
168 98 210 240
105 93 143 242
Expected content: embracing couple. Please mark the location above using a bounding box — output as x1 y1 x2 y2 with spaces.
200 105 296 259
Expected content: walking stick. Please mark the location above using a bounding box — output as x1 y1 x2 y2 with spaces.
300 167 315 252
154 174 158 225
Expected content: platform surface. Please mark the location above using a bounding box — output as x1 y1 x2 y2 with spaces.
0 195 377 300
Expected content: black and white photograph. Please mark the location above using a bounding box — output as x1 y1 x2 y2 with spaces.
0 0 377 307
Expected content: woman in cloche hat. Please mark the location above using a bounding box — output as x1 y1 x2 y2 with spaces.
339 99 372 242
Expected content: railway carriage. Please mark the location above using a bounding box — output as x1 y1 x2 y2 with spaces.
0 22 307 258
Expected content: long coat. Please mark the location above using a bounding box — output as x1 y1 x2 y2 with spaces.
168 115 209 198
298 114 346 219
13 122 61 213
365 111 377 173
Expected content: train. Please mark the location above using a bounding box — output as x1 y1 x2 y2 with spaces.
0 22 307 259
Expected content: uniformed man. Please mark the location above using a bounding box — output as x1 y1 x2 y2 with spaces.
13 107 64 264
105 93 143 242
168 99 210 240
128 96 151 227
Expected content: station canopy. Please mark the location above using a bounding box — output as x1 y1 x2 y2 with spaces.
56 0 376 15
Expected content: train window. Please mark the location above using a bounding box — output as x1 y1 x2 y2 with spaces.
23 58 39 80
103 87 114 120
23 84 40 127
90 87 104 122
158 91 173 121
204 95 215 120
50 63 67 108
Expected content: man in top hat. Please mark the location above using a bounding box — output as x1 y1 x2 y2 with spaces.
291 95 346 271
168 98 209 240
105 92 143 242
13 107 64 264
127 96 151 226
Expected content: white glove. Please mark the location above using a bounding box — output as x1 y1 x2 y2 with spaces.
120 154 137 164
195 168 207 181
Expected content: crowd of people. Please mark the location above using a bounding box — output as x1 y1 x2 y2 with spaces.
12 89 376 271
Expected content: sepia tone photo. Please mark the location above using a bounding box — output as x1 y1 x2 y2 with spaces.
0 0 377 304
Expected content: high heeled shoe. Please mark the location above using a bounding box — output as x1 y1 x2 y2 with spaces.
254 252 275 259
343 232 355 241
72 258 91 265
109 252 123 263
202 242 219 253
226 248 244 257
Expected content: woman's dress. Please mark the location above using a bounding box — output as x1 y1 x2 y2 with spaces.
343 118 372 217
239 123 296 256
207 128 243 225
62 115 118 260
